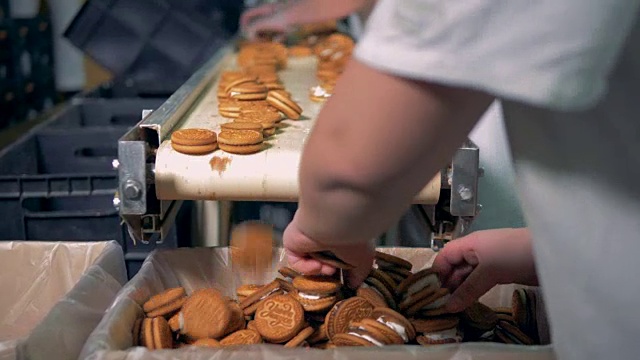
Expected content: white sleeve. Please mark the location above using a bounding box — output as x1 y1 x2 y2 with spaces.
355 0 640 111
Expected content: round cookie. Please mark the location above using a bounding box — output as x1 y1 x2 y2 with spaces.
228 83 268 101
266 91 302 120
142 317 173 350
143 287 187 318
396 268 440 298
371 307 416 342
308 251 354 270
218 130 264 155
375 251 413 271
306 323 328 344
355 319 403 345
171 129 217 147
332 333 376 347
411 316 460 333
220 329 263 346
181 288 232 340
278 266 300 279
403 288 450 316
324 296 374 341
363 277 397 309
462 301 499 334
356 287 388 308
292 274 341 312
239 280 281 312
255 294 305 343
221 121 263 133
369 269 397 293
171 142 218 155
495 321 534 345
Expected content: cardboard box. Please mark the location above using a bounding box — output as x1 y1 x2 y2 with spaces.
81 247 556 360
0 241 127 360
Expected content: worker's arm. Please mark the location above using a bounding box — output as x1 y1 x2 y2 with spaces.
241 0 373 39
284 59 493 285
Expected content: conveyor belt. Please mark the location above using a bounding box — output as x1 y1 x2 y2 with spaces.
154 52 440 203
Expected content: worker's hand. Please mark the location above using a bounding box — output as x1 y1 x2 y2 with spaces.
283 214 375 288
240 4 289 41
432 228 538 313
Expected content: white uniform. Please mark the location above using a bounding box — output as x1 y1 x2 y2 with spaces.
355 1 640 359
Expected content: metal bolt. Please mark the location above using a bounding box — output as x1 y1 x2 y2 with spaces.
124 180 142 200
476 204 483 213
112 196 121 211
457 185 473 201
112 159 120 170
478 167 485 177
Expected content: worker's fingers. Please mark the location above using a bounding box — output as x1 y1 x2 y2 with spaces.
240 4 278 29
445 265 497 313
441 263 474 291
331 242 376 289
432 233 479 283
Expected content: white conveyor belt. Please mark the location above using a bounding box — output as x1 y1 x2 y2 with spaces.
155 53 440 203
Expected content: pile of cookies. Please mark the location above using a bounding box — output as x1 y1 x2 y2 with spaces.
213 41 304 155
132 251 543 350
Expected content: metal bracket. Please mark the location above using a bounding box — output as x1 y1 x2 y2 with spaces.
450 141 480 217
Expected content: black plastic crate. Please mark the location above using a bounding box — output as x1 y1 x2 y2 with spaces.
64 0 240 94
0 80 20 129
45 98 165 129
0 0 8 21
82 80 172 99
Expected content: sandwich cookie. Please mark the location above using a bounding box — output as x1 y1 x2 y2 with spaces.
416 327 462 346
266 91 303 120
512 288 538 342
334 320 396 346
411 316 462 345
218 130 264 155
170 128 218 155
141 317 173 350
308 251 354 270
356 287 388 308
228 83 268 101
278 266 300 280
143 287 187 318
239 279 284 316
255 294 305 343
221 121 263 136
363 277 397 310
368 269 397 294
324 296 374 341
223 75 259 94
220 329 263 346
284 326 315 348
460 301 499 341
371 307 416 343
495 320 534 345
235 111 280 137
375 251 413 274
238 100 280 116
401 287 450 317
292 275 341 312
180 288 232 340
218 99 242 118
396 268 440 300
236 284 263 303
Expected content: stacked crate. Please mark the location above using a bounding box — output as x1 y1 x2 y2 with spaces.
0 0 57 130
